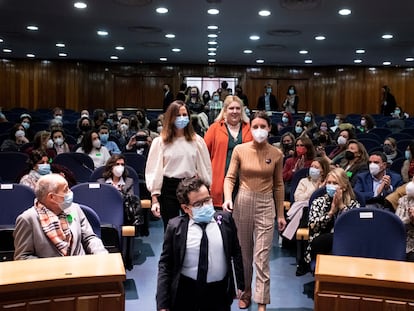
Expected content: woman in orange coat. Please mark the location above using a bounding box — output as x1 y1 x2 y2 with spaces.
204 95 253 208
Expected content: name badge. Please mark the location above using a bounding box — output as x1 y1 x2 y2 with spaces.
96 153 101 156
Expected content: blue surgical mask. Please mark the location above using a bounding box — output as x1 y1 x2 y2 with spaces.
37 163 51 175
289 89 294 95
266 88 272 94
295 126 303 134
55 191 73 210
309 167 320 180
405 150 411 160
174 116 189 129
213 95 219 101
304 116 311 123
395 109 401 115
282 116 289 123
22 122 30 129
326 184 337 198
334 119 340 126
192 204 215 223
99 133 109 144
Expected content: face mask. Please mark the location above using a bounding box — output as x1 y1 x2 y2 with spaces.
345 150 355 161
406 182 414 198
395 109 401 115
81 114 89 119
112 165 124 178
37 163 51 175
15 130 25 138
192 204 215 223
326 184 337 198
22 122 30 129
92 139 101 149
320 126 328 132
174 116 189 129
283 143 293 150
266 88 272 94
334 119 340 126
383 145 393 155
54 191 73 210
54 115 63 121
295 126 303 134
46 139 54 149
289 89 294 95
190 93 197 98
296 146 307 156
369 163 381 176
120 124 129 131
337 136 347 145
251 128 268 143
309 167 321 180
99 133 109 144
405 150 411 160
157 126 163 133
304 116 311 123
360 119 366 126
80 125 91 132
282 116 289 123
54 138 64 146
213 95 219 101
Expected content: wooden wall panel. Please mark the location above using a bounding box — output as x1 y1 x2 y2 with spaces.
1 60 414 117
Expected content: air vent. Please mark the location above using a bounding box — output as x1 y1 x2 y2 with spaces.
113 0 152 6
280 0 321 10
139 42 170 48
257 44 286 50
128 26 162 33
267 29 301 37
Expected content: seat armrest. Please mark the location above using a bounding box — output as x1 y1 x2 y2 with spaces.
296 228 309 240
122 225 136 237
141 199 151 209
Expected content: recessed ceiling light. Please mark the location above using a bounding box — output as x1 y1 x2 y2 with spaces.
207 8 219 15
115 46 124 50
156 7 168 14
97 30 108 36
74 2 87 9
26 25 39 31
208 52 216 56
165 34 175 39
208 34 218 38
338 8 351 16
337 68 344 72
256 59 265 64
172 48 181 52
59 52 68 57
355 49 365 54
56 43 65 48
0 39 3 43
26 53 35 58
382 34 393 39
208 59 216 62
383 61 391 65
207 25 218 30
243 49 253 54
3 49 12 53
305 59 313 64
208 47 217 51
405 57 414 62
110 56 119 60
368 67 376 71
160 57 167 61
315 35 326 41
249 35 260 40
354 59 362 63
258 10 271 17
299 50 308 54
208 41 217 45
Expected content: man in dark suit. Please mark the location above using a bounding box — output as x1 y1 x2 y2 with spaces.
163 83 174 112
257 83 278 111
157 177 244 311
354 151 403 209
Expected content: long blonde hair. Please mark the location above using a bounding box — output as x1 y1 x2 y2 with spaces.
326 167 356 205
214 95 249 123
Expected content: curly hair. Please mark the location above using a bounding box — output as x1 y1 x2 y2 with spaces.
176 177 208 205
102 154 128 180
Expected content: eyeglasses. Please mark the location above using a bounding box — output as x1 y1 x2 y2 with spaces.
189 196 212 209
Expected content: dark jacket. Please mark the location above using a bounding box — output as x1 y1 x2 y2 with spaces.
257 93 278 111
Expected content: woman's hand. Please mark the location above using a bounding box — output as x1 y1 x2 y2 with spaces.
151 202 161 218
277 216 287 232
222 200 233 212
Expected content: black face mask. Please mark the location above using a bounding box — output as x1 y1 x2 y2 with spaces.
283 143 294 150
345 150 355 160
80 125 91 132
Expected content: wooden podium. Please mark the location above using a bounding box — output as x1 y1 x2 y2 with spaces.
314 254 414 311
0 253 126 310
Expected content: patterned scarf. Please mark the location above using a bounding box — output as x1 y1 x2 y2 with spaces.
35 200 73 256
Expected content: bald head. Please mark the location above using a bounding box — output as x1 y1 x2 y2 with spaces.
35 173 68 202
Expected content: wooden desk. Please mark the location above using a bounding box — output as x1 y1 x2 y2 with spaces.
0 253 126 311
314 255 414 311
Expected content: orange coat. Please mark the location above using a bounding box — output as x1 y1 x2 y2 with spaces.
204 120 253 207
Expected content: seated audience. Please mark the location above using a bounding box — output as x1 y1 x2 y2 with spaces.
303 168 360 271
50 128 72 155
327 128 356 165
14 174 108 259
75 115 94 144
395 180 414 262
293 119 307 138
356 114 376 133
19 113 35 141
387 105 406 132
303 111 317 137
24 130 56 159
97 154 134 194
98 124 121 155
277 111 293 132
402 141 414 183
354 151 403 209
338 139 369 186
278 132 296 158
76 130 111 169
124 129 152 157
20 150 51 189
383 137 399 166
0 123 30 152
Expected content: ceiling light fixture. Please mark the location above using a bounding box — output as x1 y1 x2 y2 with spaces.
355 49 365 54
156 7 168 14
207 25 218 30
160 57 167 61
110 56 119 60
249 35 260 40
258 10 271 17
59 53 68 57
383 61 391 65
208 41 217 45
405 57 414 62
115 46 125 50
208 47 217 51
74 2 87 9
208 34 218 38
338 8 351 16
207 8 219 15
172 48 181 52
354 59 362 63
243 49 253 54
0 39 3 43
256 59 264 63
315 35 326 41
208 52 216 56
26 53 35 58
56 43 65 48
382 34 393 39
3 49 12 53
165 34 175 38
305 59 313 64
208 59 216 62
97 30 109 36
26 25 39 31
299 50 308 54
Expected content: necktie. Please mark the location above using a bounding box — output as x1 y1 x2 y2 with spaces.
196 222 208 283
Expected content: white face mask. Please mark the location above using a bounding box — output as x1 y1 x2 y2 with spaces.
406 182 414 198
337 136 347 145
112 165 124 178
15 130 25 138
369 163 381 176
54 138 64 146
251 128 268 143
92 139 101 149
120 124 129 131
309 167 321 180
46 139 54 149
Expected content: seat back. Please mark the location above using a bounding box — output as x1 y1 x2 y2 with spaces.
79 203 101 238
0 152 29 183
332 208 406 261
0 183 35 225
53 152 94 183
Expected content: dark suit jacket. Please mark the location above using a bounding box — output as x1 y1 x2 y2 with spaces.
156 211 244 310
163 91 174 112
257 93 278 111
353 170 403 205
